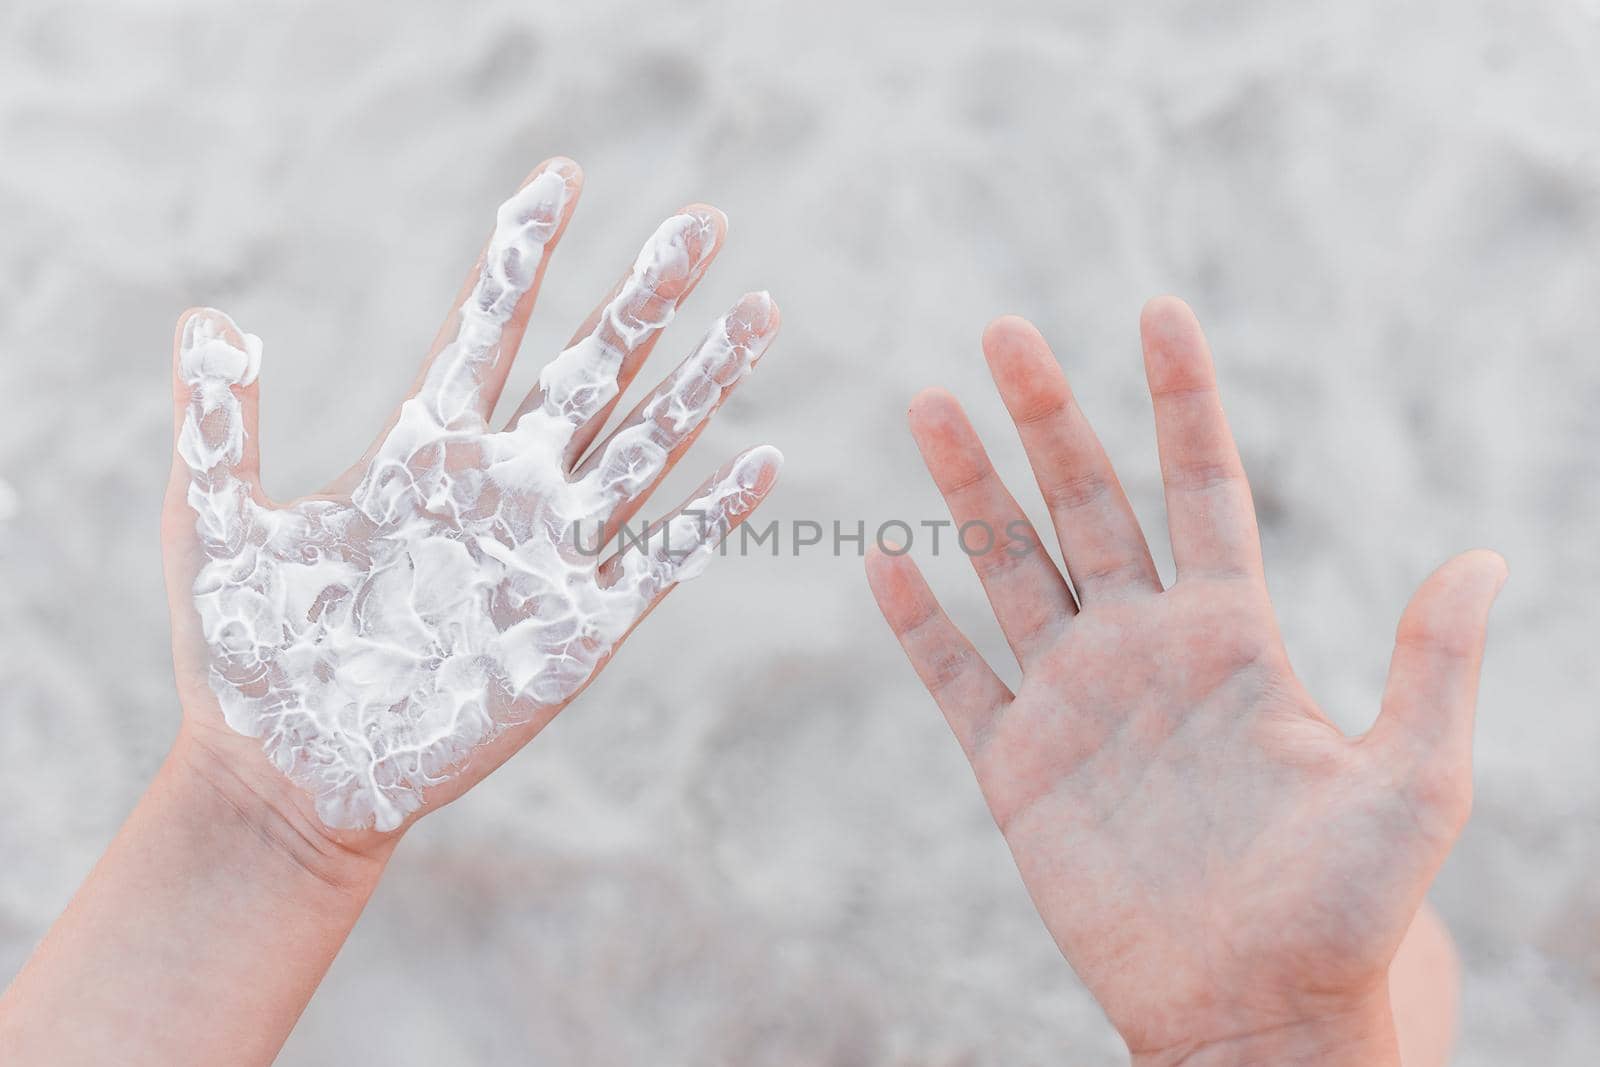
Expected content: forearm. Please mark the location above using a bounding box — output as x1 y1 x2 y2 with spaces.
1130 990 1403 1067
0 730 391 1066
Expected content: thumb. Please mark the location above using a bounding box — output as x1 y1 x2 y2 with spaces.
1370 549 1508 823
169 308 265 553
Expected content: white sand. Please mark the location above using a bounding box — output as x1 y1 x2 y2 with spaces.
0 1 1596 1062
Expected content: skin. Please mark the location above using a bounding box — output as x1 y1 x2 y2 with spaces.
865 300 1504 1066
0 158 782 1066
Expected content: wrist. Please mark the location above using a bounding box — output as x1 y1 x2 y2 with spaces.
167 726 395 902
1129 988 1402 1067
0 728 395 1067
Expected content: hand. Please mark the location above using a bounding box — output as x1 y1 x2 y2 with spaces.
165 156 782 840
865 299 1505 1065
1 158 783 1067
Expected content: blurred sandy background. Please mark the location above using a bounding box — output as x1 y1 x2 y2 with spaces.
1 1 1598 1063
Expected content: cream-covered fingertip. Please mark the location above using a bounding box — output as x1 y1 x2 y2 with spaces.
734 444 784 492
733 289 780 333
722 291 782 366
670 204 727 268
178 308 261 387
540 154 583 182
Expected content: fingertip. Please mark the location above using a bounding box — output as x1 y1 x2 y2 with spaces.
1491 554 1510 596
864 537 900 563
174 306 206 344
655 205 725 284
682 202 729 240
1440 549 1510 600
540 154 583 184
172 308 205 380
907 386 962 428
718 446 783 509
981 315 1070 406
862 548 961 666
863 539 889 572
1139 294 1200 339
1393 552 1509 666
176 306 236 348
734 290 781 337
863 539 912 598
527 157 583 212
1437 548 1508 584
981 313 1044 354
512 159 583 232
744 443 784 482
175 308 260 388
1469 547 1509 589
1139 295 1217 397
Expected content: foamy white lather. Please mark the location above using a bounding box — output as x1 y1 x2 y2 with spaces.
179 162 781 830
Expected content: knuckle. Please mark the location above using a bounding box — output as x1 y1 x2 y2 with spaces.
1394 617 1477 661
1039 469 1112 512
919 646 978 695
1011 390 1070 428
1162 458 1245 494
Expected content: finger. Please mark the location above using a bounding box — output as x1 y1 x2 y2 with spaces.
408 157 583 434
598 444 783 615
493 445 781 707
1369 551 1508 827
491 446 781 705
908 388 1074 666
1139 296 1264 581
981 315 1160 600
508 205 726 466
573 291 779 535
172 307 266 555
864 544 1012 757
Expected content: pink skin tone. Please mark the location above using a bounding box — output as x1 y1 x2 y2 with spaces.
0 188 1489 1061
866 300 1503 1066
0 159 782 1066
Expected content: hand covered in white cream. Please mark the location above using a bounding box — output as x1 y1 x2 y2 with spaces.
163 158 781 833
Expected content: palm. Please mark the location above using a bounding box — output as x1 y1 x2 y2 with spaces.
986 581 1434 1048
866 301 1503 1054
164 158 781 832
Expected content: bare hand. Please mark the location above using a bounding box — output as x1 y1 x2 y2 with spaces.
866 299 1504 1064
